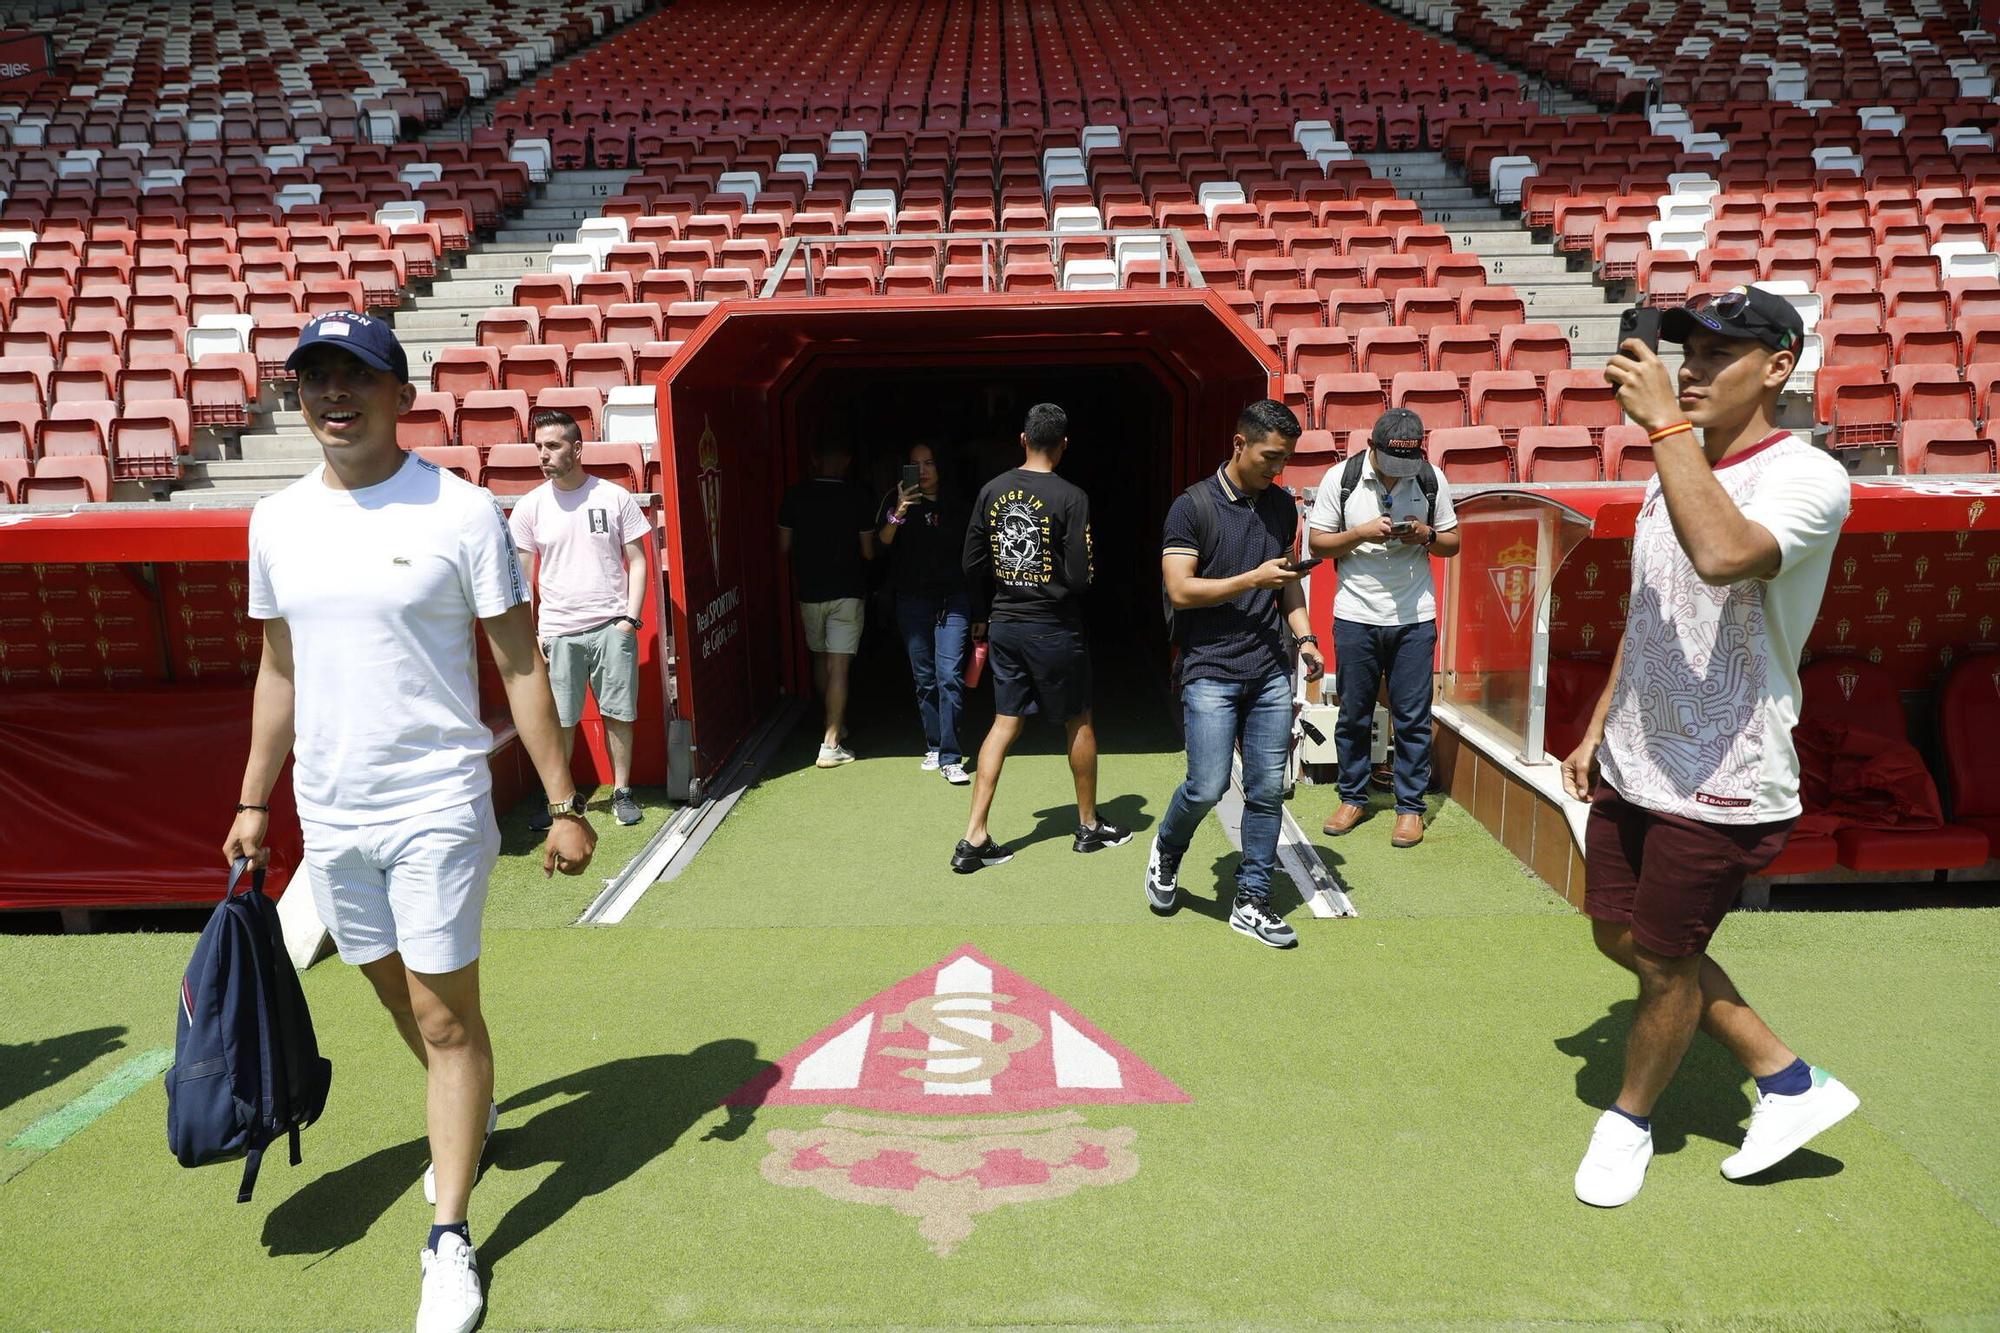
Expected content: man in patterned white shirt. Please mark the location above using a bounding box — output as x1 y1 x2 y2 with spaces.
1562 287 1859 1208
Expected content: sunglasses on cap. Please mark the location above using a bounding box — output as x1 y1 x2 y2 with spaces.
1682 290 1798 351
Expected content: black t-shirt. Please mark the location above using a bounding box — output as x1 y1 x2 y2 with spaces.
876 488 970 599
964 467 1093 625
1162 468 1301 684
778 476 875 603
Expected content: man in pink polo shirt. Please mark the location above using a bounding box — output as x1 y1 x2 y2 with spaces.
509 408 653 828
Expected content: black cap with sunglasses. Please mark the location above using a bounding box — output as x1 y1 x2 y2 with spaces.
1660 286 1805 354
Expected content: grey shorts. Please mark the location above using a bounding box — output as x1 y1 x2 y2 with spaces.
543 619 640 727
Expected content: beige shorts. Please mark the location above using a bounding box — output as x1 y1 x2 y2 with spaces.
800 597 863 655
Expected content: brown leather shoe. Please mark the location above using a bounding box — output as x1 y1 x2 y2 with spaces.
1322 803 1366 836
1391 813 1425 848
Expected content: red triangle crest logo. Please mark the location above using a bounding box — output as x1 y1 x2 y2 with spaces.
728 945 1189 1114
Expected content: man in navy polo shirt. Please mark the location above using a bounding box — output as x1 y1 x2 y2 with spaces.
1146 400 1324 948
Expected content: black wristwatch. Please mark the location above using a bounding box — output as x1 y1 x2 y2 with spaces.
615 615 641 628
1295 634 1319 646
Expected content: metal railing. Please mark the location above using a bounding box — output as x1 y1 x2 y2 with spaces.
757 228 1206 299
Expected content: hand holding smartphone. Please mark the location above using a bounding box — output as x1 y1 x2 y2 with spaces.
1282 555 1323 574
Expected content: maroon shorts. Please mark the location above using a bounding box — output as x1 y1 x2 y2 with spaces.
1583 781 1796 957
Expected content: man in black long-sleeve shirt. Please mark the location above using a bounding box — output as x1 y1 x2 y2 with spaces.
951 403 1131 873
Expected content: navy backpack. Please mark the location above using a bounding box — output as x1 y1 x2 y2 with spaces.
165 859 332 1202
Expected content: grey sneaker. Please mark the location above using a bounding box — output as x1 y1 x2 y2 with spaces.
816 743 856 768
610 788 641 826
940 762 971 785
1144 837 1181 914
1229 892 1298 948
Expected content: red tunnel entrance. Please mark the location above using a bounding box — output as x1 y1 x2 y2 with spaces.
654 291 1275 793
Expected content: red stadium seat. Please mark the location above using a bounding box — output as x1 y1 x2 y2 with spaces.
1427 425 1515 483
481 442 544 496
1287 328 1355 381
1546 368 1622 436
1356 327 1425 377
1815 366 1898 447
1899 420 1997 474
1797 657 1991 873
1390 371 1468 432
402 392 458 452
1518 425 1605 481
1890 366 1974 423
457 390 531 450
534 388 604 442
415 445 482 484
431 347 501 398
21 453 110 503
1469 370 1546 444
1938 654 2000 848
1312 373 1389 434
1602 425 1657 481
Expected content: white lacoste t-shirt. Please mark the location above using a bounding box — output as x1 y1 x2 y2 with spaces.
248 454 529 825
1599 431 1851 824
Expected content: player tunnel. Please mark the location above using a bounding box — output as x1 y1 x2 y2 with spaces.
653 291 1277 796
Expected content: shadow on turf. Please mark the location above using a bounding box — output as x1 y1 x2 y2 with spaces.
1556 1001 1846 1180
479 1039 773 1272
261 1040 773 1266
0 1026 128 1116
1016 791 1154 852
1176 852 1308 925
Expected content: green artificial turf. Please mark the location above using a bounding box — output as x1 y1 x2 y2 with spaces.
4 698 1997 1330
483 785 676 931
2 914 1997 1330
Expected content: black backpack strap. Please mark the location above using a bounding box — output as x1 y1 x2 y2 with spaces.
1416 462 1440 527
1336 453 1367 530
1189 478 1220 570
238 1145 265 1204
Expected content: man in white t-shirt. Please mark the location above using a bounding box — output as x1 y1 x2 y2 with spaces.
509 408 652 829
1306 408 1461 848
1564 286 1858 1210
222 313 595 1333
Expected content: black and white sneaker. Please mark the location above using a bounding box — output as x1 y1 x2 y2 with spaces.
1143 838 1182 914
951 839 1014 874
1229 891 1298 949
1073 819 1132 853
610 787 642 826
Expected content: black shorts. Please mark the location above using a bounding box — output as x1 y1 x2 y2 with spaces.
986 621 1091 722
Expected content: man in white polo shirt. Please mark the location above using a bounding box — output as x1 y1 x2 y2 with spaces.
1306 408 1461 848
1565 286 1858 1208
510 407 653 828
222 313 595 1333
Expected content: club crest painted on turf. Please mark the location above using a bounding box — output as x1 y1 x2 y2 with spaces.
732 946 1186 1255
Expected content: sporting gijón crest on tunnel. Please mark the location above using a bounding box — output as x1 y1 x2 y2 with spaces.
727 946 1187 1255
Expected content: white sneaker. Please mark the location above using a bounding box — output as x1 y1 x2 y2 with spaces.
416 1231 483 1333
920 750 940 771
1721 1067 1859 1181
1574 1109 1653 1207
940 762 971 785
423 1101 498 1206
816 743 856 768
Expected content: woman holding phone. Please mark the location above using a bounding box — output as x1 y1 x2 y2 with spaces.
877 441 974 784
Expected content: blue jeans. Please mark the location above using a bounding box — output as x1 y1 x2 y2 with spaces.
1157 671 1294 899
1332 617 1438 814
895 591 970 766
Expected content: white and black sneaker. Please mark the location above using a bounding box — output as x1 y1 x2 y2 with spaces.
951 838 1014 874
610 787 642 826
1144 838 1182 914
1229 892 1298 948
1073 819 1132 853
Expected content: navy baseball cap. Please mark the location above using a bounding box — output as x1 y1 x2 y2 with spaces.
1660 286 1804 354
285 311 410 383
1368 407 1428 478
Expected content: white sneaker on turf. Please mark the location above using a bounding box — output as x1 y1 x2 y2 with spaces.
940 762 971 785
416 1231 483 1333
1720 1067 1859 1181
816 743 856 768
920 750 940 771
423 1101 498 1206
1574 1109 1653 1207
